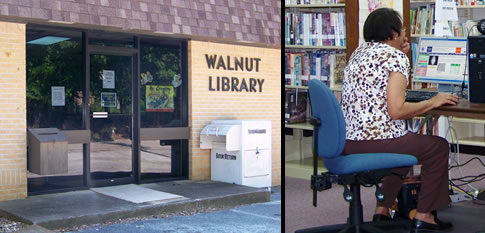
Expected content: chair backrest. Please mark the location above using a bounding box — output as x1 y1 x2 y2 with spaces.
308 79 346 159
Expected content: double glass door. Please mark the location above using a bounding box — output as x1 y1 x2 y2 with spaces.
89 54 135 185
26 26 189 194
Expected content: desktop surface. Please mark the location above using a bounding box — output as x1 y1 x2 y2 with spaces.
427 99 485 119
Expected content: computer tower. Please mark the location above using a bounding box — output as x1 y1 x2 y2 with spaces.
468 36 485 103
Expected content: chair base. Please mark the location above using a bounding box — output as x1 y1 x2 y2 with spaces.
295 219 411 233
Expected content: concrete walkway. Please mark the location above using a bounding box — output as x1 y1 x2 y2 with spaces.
0 180 270 231
73 187 281 233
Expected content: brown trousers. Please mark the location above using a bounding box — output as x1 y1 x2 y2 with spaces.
343 132 450 213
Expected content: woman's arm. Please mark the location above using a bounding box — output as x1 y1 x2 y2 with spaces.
386 71 459 120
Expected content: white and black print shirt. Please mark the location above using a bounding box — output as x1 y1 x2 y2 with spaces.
342 42 410 140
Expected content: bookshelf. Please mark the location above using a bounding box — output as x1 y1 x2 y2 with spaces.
409 1 485 147
285 3 345 8
285 2 347 177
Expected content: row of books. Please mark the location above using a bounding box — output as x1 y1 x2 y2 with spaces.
285 0 344 5
450 20 480 37
456 0 485 5
285 51 346 89
285 11 346 46
410 5 435 35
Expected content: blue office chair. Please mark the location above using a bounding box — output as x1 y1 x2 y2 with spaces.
296 79 418 233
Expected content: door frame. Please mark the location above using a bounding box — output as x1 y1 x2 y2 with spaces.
26 25 189 195
83 33 140 187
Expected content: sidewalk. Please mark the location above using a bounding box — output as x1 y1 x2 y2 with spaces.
0 180 270 231
74 186 281 233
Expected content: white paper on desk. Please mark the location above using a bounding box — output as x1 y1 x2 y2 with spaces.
434 21 453 37
435 0 458 21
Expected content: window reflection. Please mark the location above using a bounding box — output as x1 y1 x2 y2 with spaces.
26 29 83 130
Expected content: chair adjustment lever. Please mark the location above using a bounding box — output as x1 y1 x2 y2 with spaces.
343 185 352 202
375 184 385 202
311 172 338 192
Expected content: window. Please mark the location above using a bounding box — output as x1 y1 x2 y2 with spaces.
140 41 185 128
26 27 83 130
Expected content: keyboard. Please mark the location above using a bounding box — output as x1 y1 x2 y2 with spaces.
405 90 438 102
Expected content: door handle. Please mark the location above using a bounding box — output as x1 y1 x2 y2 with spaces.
93 112 108 118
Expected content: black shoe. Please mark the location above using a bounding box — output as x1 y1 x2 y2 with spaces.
412 218 453 232
372 214 392 222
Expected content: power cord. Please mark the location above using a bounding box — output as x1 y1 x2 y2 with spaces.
445 116 479 195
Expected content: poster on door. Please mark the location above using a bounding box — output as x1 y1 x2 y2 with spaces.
101 92 117 107
146 85 174 112
102 70 115 89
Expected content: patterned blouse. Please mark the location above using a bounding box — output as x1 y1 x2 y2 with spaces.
341 42 410 140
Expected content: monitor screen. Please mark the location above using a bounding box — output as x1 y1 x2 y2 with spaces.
412 37 467 85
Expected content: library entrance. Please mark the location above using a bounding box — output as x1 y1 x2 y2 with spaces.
26 25 189 194
89 53 135 186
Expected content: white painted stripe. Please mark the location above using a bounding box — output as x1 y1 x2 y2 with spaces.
260 200 280 205
230 209 280 221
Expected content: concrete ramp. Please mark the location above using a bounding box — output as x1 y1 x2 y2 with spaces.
91 184 186 204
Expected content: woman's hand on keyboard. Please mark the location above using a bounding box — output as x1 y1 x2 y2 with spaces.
429 93 459 108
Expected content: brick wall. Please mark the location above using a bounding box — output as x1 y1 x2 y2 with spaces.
0 0 281 46
188 40 281 186
0 21 27 201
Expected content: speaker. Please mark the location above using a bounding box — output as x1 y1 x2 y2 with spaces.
468 36 485 103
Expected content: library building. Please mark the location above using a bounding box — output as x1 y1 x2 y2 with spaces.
285 1 485 233
0 0 281 200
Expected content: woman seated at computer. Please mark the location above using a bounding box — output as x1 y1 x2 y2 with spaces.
341 8 458 232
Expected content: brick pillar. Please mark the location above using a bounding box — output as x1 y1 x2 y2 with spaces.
0 21 27 201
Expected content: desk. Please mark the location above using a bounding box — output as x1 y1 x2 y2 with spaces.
285 122 313 164
428 99 485 120
426 100 485 200
425 100 485 146
285 122 326 179
285 122 313 130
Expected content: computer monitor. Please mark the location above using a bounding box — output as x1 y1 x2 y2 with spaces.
412 37 468 86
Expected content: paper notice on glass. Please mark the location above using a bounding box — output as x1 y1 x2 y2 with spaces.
101 92 117 107
435 0 458 21
102 70 115 89
51 86 65 106
434 21 453 37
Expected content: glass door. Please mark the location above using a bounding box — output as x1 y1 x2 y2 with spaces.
89 54 134 185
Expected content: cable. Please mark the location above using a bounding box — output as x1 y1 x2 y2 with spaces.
449 157 485 170
451 174 485 185
445 116 479 193
449 180 475 199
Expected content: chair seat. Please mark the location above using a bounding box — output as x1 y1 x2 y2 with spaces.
324 153 417 175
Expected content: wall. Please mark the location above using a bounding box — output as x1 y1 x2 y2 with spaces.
188 40 281 186
0 21 27 201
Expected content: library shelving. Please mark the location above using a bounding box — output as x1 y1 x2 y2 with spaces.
285 1 348 179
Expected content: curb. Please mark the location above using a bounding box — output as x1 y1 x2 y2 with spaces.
18 224 54 233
